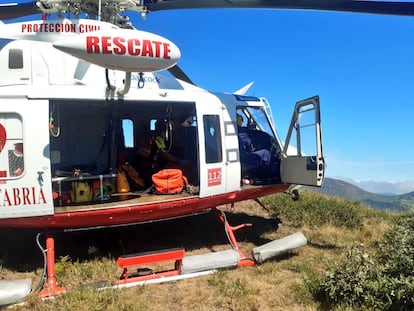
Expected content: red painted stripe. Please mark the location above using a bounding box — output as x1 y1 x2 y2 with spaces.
0 185 288 229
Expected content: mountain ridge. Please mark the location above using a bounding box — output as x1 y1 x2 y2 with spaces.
305 177 414 211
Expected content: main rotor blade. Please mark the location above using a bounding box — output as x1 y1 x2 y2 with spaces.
2 0 414 21
145 0 414 16
168 65 195 85
0 1 38 20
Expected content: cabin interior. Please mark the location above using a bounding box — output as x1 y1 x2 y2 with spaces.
48 100 282 207
49 99 199 206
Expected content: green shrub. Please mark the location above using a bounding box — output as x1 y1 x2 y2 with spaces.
376 215 414 277
263 191 364 229
313 214 414 310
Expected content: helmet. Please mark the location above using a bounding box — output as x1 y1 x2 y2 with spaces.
237 114 243 127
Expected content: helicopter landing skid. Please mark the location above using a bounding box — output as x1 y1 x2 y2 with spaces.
35 209 255 298
114 209 255 286
36 209 306 297
214 208 256 268
38 233 67 299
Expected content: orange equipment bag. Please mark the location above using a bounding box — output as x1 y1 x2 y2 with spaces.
152 169 188 194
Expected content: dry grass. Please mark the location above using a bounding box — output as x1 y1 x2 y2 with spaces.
0 198 390 311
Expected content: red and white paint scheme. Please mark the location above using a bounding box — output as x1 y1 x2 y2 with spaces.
53 28 181 72
0 0 411 303
0 26 324 229
0 19 181 72
0 1 326 302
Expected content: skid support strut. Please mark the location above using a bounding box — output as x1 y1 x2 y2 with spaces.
38 232 66 298
214 209 255 267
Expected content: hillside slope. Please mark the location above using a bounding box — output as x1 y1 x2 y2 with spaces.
2 192 413 310
306 178 414 211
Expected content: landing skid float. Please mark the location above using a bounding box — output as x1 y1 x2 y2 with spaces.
0 207 308 306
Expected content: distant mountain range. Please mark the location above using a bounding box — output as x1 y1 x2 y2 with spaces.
305 178 414 212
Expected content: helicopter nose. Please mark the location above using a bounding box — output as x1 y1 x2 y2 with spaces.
53 29 181 72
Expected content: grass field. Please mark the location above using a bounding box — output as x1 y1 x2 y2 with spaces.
0 191 410 310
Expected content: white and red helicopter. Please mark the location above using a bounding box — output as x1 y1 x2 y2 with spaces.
0 0 411 305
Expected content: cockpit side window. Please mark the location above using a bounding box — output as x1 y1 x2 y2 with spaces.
122 119 134 148
9 49 24 69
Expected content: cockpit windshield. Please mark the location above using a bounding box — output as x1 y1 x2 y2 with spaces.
236 106 275 139
236 106 282 184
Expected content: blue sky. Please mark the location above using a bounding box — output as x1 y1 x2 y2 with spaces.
3 7 414 193
131 8 414 193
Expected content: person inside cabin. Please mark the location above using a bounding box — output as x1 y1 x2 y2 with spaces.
133 119 168 186
134 117 195 188
237 114 272 181
151 119 178 168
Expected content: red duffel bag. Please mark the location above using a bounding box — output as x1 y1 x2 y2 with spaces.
152 169 188 194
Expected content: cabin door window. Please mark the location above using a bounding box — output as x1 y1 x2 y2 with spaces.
203 115 222 164
0 113 24 180
280 96 324 186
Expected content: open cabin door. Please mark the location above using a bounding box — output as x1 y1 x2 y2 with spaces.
0 99 54 218
280 96 324 186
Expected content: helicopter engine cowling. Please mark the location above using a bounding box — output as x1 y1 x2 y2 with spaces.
53 29 181 72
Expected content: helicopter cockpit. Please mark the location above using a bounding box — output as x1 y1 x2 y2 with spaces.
236 106 282 185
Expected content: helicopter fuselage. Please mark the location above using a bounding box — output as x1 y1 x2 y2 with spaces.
0 37 324 230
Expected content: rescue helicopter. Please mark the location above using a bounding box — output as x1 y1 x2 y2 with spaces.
0 0 412 306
